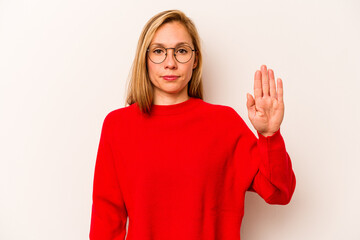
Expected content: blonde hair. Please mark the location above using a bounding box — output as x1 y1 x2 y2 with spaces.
125 9 203 115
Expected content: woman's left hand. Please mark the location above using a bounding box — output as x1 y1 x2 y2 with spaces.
246 65 284 137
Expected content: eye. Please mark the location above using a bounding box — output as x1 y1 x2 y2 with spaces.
152 48 165 55
176 48 188 55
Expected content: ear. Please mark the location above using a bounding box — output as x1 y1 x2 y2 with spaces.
192 52 198 69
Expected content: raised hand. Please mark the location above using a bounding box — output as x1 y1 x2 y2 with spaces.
246 65 284 137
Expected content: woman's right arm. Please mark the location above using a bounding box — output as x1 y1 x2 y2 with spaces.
89 113 128 239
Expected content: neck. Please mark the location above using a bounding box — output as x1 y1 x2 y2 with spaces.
152 92 190 106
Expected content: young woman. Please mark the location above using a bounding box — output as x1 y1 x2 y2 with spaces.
90 9 296 240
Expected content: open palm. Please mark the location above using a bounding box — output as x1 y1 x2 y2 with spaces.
246 65 284 137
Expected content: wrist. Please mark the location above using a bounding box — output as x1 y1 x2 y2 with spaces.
258 128 280 138
259 132 275 137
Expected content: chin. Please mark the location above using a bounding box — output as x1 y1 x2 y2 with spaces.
162 89 182 94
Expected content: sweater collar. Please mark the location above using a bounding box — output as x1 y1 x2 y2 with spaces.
148 97 201 116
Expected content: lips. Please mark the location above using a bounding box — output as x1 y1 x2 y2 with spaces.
163 75 179 81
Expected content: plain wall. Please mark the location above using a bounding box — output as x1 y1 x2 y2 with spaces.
1 0 359 239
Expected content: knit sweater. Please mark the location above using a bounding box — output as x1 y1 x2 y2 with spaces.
89 96 296 240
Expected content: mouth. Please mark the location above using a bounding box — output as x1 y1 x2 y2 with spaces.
162 75 179 81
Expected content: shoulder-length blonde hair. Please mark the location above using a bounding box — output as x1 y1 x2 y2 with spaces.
125 9 203 115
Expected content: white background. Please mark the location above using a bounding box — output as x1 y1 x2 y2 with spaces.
1 0 359 239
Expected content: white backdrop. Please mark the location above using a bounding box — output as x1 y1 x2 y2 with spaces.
1 0 359 239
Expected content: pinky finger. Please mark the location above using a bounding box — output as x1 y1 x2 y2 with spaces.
277 78 284 102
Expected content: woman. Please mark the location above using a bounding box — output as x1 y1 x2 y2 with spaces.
90 9 296 240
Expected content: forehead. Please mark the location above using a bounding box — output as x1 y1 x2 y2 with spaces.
150 21 193 47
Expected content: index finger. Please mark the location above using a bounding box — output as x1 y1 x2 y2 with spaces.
254 70 262 99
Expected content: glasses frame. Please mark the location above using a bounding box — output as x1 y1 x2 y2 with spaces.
147 44 196 64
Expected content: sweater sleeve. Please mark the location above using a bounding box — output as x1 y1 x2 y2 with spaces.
89 113 128 239
231 109 296 205
248 129 296 205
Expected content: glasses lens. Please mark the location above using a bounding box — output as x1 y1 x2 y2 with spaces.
175 45 193 63
148 46 166 63
148 45 194 63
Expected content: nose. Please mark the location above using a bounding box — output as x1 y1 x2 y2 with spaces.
164 49 177 69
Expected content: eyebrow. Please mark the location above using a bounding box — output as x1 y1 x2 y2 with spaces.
150 42 192 47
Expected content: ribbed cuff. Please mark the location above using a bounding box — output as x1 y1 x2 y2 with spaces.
257 128 285 151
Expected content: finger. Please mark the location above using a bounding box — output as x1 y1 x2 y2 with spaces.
246 93 256 118
277 78 284 102
269 69 276 98
261 65 269 96
254 70 262 99
246 93 255 109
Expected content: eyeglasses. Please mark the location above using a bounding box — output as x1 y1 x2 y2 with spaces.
147 44 196 64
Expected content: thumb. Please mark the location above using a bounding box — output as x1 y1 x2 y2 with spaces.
246 93 255 110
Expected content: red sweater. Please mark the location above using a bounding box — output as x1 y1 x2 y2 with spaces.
89 97 296 240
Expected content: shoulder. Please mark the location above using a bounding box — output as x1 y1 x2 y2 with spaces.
199 100 254 140
199 99 251 137
200 99 244 123
102 103 137 127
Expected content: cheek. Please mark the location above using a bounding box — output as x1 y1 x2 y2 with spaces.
184 62 195 76
147 61 157 77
